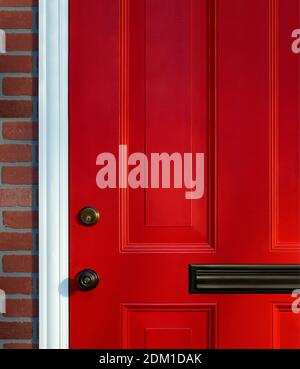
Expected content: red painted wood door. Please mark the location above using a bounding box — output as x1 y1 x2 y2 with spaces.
69 0 300 348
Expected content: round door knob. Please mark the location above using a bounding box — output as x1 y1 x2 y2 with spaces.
79 206 100 226
76 269 99 291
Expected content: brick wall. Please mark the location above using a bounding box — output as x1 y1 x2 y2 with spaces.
0 0 38 349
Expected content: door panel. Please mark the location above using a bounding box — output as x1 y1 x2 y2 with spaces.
122 304 216 349
69 0 300 348
274 1 300 248
273 304 300 348
125 0 216 250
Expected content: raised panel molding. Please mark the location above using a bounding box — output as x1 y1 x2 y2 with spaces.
270 0 300 251
119 0 218 253
122 303 216 349
273 304 300 348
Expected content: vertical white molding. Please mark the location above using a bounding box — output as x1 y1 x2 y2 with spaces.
39 0 69 349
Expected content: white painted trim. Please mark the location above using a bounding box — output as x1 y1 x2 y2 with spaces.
39 0 69 349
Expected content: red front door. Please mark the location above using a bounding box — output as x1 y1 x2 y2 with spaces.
69 0 300 348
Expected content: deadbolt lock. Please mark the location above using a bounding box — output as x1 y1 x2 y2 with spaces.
79 206 100 226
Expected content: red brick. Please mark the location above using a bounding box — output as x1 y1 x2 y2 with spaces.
3 122 38 140
0 11 32 29
0 100 32 118
3 78 38 97
4 299 38 317
0 276 32 294
0 322 32 339
3 255 38 273
2 166 38 184
4 343 38 349
0 232 32 250
0 189 32 206
0 0 37 5
3 210 38 228
0 55 32 72
6 33 38 51
0 144 32 162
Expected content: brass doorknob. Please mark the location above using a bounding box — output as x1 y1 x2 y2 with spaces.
76 269 99 291
79 206 100 226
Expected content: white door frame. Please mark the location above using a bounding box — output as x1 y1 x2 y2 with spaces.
39 0 69 349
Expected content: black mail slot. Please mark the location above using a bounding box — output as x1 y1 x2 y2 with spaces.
189 264 300 293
